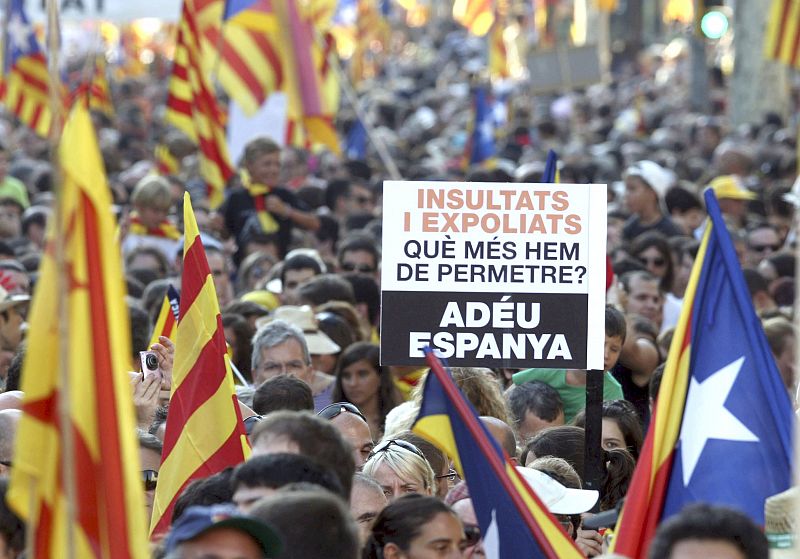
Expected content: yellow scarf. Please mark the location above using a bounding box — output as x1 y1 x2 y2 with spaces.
129 212 181 240
242 171 280 234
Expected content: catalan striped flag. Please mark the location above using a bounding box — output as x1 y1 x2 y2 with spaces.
453 0 494 36
2 0 55 137
765 0 800 68
154 143 180 176
612 189 794 557
166 0 234 209
7 102 149 558
488 14 509 80
88 56 114 118
149 192 250 539
413 351 584 558
148 285 181 348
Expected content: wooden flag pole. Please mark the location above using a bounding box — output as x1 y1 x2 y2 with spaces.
45 1 77 558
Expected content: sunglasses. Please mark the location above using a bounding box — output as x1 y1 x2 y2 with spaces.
341 262 375 273
368 439 425 461
317 402 368 423
749 243 781 253
463 524 481 547
142 469 158 491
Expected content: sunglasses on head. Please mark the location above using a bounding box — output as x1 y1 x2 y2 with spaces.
243 414 264 436
142 469 158 491
367 439 425 461
317 402 368 423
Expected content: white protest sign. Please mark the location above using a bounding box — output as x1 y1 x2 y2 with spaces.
380 181 607 370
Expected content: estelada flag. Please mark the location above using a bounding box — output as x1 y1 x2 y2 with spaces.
612 189 794 557
7 102 149 558
148 284 180 348
413 351 584 558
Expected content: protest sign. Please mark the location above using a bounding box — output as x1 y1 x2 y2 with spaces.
380 181 607 369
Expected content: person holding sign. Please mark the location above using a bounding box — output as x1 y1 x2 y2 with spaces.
511 306 626 423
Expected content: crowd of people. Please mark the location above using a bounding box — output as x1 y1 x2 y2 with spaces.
0 9 794 559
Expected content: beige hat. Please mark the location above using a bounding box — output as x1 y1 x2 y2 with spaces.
765 486 798 558
257 305 340 355
0 286 29 314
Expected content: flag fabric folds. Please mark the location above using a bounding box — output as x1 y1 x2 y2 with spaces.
215 0 340 152
765 0 800 68
413 351 584 559
2 0 55 137
542 149 559 183
148 285 181 348
88 56 115 118
453 0 494 36
149 192 250 539
612 189 794 557
345 118 367 160
165 0 234 209
7 102 149 558
465 85 495 167
488 15 509 80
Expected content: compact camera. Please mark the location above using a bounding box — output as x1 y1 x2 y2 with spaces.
140 351 160 379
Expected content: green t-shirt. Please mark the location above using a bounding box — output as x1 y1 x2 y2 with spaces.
512 368 624 423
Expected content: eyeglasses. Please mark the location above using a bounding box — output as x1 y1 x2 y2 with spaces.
341 262 376 273
435 468 459 482
318 402 368 423
463 524 481 547
243 414 264 436
749 243 781 253
142 469 158 491
367 439 425 461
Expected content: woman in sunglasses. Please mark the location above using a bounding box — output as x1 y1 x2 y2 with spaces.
629 231 682 334
364 494 465 559
332 342 402 439
362 439 435 501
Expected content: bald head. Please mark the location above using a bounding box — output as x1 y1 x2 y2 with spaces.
329 412 374 468
480 416 517 462
0 409 21 474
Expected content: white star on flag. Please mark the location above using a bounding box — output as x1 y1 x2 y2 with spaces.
678 356 759 486
7 14 31 53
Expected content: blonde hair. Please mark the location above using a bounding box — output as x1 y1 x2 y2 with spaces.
412 367 511 425
131 176 171 211
362 443 435 495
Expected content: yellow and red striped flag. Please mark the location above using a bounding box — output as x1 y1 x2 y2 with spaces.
765 0 800 68
148 285 180 348
154 143 180 176
3 0 58 137
166 0 234 209
149 192 250 539
488 15 509 80
7 102 149 558
453 0 494 36
88 56 115 118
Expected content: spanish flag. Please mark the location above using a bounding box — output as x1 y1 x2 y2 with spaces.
612 190 793 556
7 103 149 557
149 193 250 539
413 351 584 558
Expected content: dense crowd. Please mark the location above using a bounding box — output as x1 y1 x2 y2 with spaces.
0 12 794 559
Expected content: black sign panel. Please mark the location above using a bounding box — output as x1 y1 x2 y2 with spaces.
381 291 588 369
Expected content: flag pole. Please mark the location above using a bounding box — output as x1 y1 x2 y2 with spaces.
312 29 401 180
46 1 76 558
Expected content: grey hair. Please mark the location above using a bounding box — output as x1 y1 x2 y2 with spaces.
137 428 163 455
251 319 311 372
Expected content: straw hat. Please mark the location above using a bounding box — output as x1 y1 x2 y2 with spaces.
257 305 340 355
765 486 798 558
